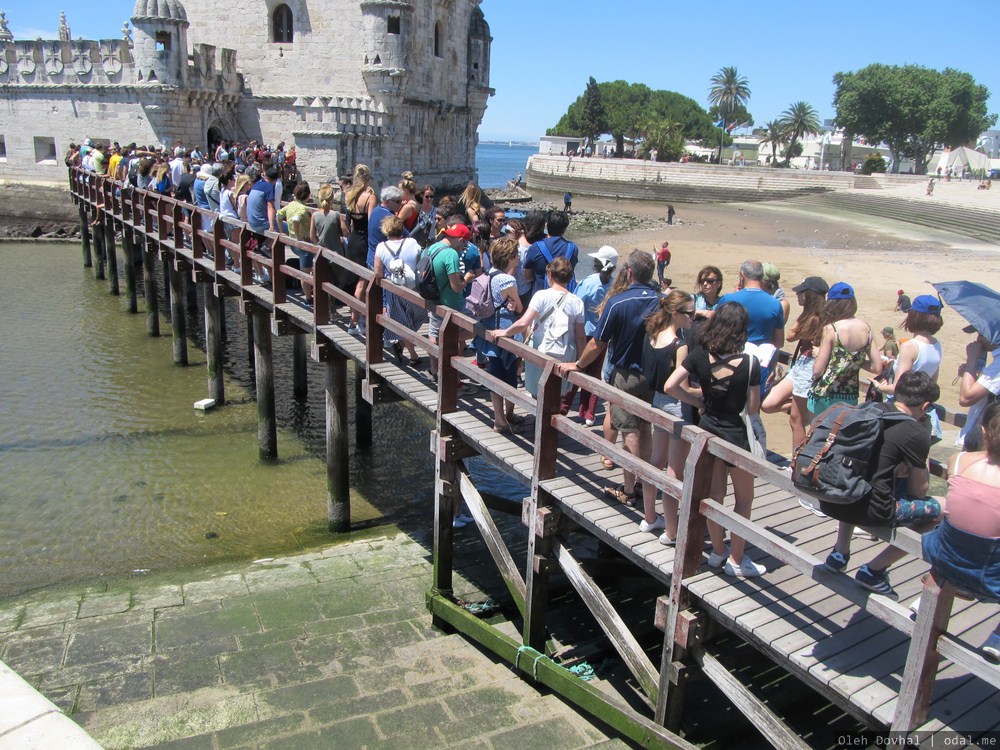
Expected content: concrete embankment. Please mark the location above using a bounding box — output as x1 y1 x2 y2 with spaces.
525 154 922 203
0 181 80 239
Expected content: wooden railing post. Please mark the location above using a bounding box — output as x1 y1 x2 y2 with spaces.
314 249 331 326
252 304 278 460
365 276 384 367
120 188 137 313
892 572 956 732
523 362 563 652
656 431 714 727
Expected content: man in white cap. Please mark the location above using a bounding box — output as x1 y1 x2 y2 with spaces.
170 147 186 190
561 245 619 425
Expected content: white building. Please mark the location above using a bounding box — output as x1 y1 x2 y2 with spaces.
0 1 493 188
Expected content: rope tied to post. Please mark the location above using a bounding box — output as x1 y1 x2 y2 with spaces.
513 644 545 680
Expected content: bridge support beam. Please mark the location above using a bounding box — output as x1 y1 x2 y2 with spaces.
204 286 225 405
121 226 138 314
143 237 160 336
92 214 106 281
79 201 92 268
325 352 350 531
293 333 308 401
104 214 119 296
168 260 188 365
354 365 372 449
252 306 278 460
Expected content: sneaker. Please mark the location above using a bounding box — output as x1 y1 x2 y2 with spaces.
707 548 729 569
825 550 850 572
453 514 473 529
724 555 767 578
982 632 1000 663
658 532 676 547
585 418 595 427
908 596 921 618
855 564 898 598
639 516 665 533
346 324 359 335
799 496 827 518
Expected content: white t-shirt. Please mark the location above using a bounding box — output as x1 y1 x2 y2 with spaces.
375 237 422 274
957 357 1000 446
529 288 585 362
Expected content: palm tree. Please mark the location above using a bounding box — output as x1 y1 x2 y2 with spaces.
708 67 751 163
758 119 786 165
780 101 820 167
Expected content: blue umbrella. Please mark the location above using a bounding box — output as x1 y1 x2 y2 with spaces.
931 280 1000 346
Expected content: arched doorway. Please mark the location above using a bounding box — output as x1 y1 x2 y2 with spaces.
206 124 227 153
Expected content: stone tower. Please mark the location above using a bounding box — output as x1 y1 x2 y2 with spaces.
130 0 190 85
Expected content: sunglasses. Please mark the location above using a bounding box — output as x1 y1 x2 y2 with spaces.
423 193 435 199
700 277 720 284
679 308 696 315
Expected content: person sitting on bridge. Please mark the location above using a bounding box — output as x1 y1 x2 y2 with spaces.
922 401 1000 662
822 371 943 598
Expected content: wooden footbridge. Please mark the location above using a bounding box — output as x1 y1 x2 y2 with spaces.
69 169 999 748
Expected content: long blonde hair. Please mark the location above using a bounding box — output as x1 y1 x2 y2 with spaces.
346 164 371 211
233 174 253 197
318 183 335 211
460 182 482 210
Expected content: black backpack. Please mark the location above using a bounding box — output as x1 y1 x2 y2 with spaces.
792 401 914 504
416 243 445 301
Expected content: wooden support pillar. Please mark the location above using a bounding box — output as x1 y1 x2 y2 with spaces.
204 287 225 405
252 307 278 460
185 270 199 313
354 363 373 449
104 215 120 296
168 261 188 366
121 227 138 313
143 238 160 336
162 256 172 321
656 432 715 727
523 362 563 652
79 201 92 268
293 333 308 401
246 314 256 377
92 214 106 281
219 295 227 342
325 353 350 531
432 451 459 603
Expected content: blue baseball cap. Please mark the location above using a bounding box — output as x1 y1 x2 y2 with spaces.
910 295 942 315
827 282 855 300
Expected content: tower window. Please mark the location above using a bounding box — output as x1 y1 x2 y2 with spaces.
34 136 57 164
387 16 400 35
0 135 6 160
155 31 171 51
273 4 293 44
433 21 442 57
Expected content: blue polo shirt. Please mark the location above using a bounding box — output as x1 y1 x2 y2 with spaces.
718 288 784 346
594 284 661 370
367 205 395 268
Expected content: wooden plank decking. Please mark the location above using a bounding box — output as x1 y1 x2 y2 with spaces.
71 170 999 746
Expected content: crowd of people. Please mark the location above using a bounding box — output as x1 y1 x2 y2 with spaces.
72 141 1000 662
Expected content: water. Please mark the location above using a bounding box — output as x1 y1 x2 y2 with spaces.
0 242 437 598
475 142 537 188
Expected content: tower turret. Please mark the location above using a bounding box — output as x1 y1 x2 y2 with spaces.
130 0 189 85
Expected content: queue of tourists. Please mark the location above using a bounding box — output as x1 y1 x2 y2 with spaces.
71 139 1000 663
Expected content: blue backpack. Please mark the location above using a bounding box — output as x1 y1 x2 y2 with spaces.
535 238 578 293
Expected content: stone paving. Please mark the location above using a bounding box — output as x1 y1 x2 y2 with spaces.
0 530 627 750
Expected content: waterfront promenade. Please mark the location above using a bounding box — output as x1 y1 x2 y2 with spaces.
0 528 621 749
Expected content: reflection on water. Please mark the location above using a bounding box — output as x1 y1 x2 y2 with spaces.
0 242 437 598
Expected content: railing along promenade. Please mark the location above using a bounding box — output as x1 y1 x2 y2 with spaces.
68 168 999 749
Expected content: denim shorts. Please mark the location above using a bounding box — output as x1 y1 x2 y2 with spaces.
651 391 684 433
922 519 1000 601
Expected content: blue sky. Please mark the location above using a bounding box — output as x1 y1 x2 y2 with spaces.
8 1 998 143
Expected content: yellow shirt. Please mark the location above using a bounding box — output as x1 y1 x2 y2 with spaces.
107 154 123 180
276 200 310 241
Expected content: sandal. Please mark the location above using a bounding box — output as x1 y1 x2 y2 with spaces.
603 484 638 505
600 455 615 470
506 414 526 425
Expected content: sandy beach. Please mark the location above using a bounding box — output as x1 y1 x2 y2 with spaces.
535 187 1000 454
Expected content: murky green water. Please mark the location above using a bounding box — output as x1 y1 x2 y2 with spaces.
0 242 436 598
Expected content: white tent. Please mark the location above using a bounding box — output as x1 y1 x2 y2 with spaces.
934 146 990 174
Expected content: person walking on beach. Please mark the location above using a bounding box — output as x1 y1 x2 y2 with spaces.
655 241 671 289
666 204 676 225
564 192 572 212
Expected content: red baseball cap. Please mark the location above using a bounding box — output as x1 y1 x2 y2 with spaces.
443 224 471 241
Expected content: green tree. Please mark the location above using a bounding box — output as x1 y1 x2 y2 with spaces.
548 80 716 158
639 119 686 162
758 119 787 165
833 63 996 174
708 66 751 163
779 101 820 166
581 76 605 146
